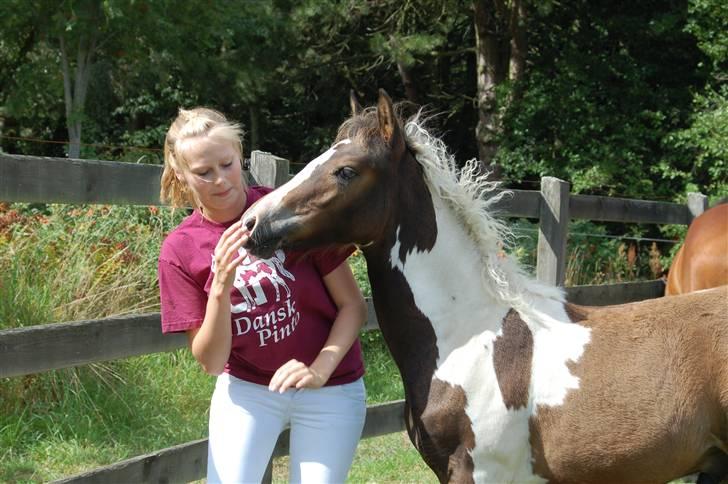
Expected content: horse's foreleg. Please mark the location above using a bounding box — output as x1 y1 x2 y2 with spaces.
695 435 728 484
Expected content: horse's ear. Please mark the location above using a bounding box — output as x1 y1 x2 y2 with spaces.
377 89 405 156
349 89 363 116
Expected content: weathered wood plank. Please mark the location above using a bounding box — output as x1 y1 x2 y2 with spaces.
687 192 709 219
0 154 162 205
566 279 665 306
1 282 669 379
54 400 406 484
490 189 541 219
537 177 570 286
250 150 290 188
53 439 207 484
0 314 186 378
0 301 376 378
570 194 690 225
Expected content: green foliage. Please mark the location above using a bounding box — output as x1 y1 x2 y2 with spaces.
685 0 728 71
496 0 708 200
664 85 728 197
663 0 728 198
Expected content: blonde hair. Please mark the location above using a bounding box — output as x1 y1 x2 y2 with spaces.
161 107 245 208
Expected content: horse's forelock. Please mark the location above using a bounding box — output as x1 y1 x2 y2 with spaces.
334 103 413 149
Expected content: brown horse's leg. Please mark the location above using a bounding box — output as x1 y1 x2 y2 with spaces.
446 445 476 484
695 433 728 483
695 447 728 484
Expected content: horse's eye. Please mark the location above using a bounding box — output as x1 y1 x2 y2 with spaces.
335 166 358 183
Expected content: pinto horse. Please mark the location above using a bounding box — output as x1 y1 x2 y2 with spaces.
666 203 728 296
242 90 728 483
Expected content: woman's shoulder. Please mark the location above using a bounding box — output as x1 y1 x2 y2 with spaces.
159 211 208 263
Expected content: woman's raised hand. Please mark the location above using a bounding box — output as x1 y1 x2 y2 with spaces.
211 220 249 291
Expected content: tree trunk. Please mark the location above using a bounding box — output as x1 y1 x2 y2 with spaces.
397 61 419 105
58 5 98 159
249 105 260 152
508 0 527 94
473 0 506 166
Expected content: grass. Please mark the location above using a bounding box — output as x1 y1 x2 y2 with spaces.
272 432 437 483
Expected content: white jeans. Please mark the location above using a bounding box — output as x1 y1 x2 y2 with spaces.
207 373 366 484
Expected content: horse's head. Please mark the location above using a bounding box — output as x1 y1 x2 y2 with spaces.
242 89 408 258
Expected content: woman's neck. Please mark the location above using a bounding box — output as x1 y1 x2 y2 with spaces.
199 194 247 225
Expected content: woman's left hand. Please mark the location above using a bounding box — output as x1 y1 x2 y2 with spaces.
269 359 328 393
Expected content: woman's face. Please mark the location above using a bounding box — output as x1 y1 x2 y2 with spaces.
177 135 247 223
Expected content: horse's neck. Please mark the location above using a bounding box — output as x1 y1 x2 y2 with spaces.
364 174 575 404
363 180 512 399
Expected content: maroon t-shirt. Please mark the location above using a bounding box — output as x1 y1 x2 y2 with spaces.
158 186 364 386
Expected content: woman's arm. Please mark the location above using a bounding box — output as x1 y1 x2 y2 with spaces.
268 261 367 392
187 221 248 375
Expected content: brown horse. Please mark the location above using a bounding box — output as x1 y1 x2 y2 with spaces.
666 203 728 296
242 90 728 483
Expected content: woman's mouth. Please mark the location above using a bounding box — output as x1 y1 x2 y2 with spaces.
214 188 232 197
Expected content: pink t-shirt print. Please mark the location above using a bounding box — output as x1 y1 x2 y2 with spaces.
213 248 298 347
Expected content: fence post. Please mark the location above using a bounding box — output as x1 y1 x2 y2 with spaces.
537 176 570 286
687 192 708 221
250 150 290 188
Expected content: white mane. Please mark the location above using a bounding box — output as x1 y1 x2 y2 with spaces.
403 118 565 313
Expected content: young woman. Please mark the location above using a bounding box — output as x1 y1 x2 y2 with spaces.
158 107 367 483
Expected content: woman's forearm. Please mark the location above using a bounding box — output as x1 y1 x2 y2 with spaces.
190 284 233 375
310 298 367 382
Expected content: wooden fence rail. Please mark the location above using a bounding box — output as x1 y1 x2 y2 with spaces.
54 400 407 484
0 280 666 380
0 151 702 483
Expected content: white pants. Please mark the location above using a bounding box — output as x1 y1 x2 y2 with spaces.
207 373 366 484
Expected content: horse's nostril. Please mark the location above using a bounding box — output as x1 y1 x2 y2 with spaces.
244 216 256 232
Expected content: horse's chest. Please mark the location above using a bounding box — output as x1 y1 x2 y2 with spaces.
425 324 545 483
422 309 589 483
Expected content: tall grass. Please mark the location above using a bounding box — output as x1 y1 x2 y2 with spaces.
509 218 671 285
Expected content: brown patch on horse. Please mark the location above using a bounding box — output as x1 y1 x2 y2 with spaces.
394 155 437 262
493 309 533 410
417 378 476 483
368 258 472 483
565 303 588 323
530 287 728 483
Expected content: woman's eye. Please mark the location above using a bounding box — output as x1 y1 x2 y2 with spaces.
335 167 357 182
222 161 233 168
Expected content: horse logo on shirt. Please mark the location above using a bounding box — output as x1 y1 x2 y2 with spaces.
228 249 295 314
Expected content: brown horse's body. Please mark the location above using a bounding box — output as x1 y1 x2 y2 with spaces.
534 288 728 483
666 203 728 296
242 90 728 483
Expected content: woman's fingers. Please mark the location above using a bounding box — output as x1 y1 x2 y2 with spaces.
269 360 326 393
214 223 249 272
270 359 306 393
216 221 245 256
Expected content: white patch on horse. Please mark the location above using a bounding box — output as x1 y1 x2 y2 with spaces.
389 193 590 483
260 139 352 209
529 313 591 409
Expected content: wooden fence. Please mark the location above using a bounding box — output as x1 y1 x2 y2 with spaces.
0 151 708 483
